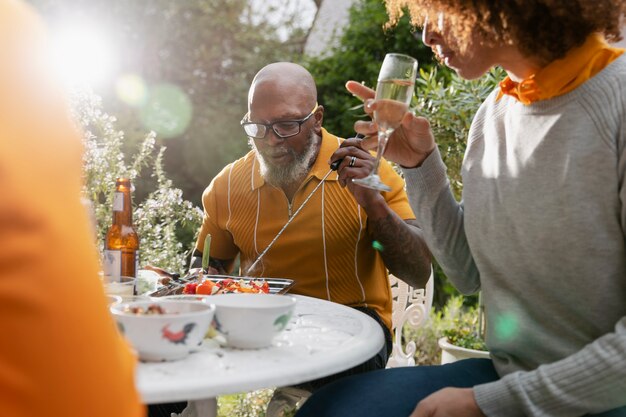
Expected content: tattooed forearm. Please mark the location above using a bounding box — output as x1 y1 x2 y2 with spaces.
368 215 431 289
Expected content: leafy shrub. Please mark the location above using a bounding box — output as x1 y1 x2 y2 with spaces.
74 91 203 274
443 326 487 352
218 389 275 417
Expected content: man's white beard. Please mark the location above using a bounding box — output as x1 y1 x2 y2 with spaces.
250 131 320 187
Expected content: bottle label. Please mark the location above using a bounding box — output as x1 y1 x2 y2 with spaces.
103 250 122 282
113 192 124 211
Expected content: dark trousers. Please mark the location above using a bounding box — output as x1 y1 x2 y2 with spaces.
147 402 187 417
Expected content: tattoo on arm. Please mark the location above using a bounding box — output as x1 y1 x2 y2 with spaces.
369 216 431 289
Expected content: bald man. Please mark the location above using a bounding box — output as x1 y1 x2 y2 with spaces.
188 62 431 415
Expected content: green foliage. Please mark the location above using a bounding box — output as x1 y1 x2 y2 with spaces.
443 327 487 352
75 91 203 274
218 389 274 417
431 260 478 311
404 295 487 365
306 0 438 137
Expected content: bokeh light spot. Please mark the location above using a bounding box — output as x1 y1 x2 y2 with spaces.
116 74 147 106
140 83 193 139
494 312 519 342
372 240 384 252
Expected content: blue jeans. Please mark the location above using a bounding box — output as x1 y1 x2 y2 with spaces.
295 358 626 417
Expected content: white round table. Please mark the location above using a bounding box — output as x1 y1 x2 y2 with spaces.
136 294 385 414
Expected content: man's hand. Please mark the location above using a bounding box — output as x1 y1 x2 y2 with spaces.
346 81 437 168
410 388 486 417
329 137 386 210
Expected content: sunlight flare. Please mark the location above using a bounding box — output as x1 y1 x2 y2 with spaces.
49 22 115 89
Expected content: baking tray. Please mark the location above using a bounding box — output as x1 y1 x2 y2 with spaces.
148 273 295 298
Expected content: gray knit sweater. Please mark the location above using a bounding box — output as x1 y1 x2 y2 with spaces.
403 53 626 416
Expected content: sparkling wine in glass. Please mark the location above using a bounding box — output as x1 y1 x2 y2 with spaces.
353 53 417 192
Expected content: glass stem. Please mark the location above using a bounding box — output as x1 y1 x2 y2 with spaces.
373 129 389 174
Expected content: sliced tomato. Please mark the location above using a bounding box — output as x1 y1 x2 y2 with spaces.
220 278 234 288
183 282 198 294
196 280 216 295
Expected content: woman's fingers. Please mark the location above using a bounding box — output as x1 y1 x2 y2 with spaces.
354 120 377 136
346 80 375 101
359 135 378 151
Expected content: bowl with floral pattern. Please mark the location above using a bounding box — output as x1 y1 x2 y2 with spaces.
210 294 296 349
110 300 215 361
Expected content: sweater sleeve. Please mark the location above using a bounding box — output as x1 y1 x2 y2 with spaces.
474 317 626 416
401 147 481 294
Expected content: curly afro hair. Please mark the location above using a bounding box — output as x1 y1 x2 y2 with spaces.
385 0 626 65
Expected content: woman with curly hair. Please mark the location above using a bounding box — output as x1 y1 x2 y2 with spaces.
297 1 626 416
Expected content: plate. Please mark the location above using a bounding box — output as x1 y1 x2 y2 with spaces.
148 273 295 297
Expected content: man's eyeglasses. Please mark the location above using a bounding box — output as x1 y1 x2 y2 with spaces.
241 104 318 139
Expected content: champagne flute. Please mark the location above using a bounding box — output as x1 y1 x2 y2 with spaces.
353 53 418 192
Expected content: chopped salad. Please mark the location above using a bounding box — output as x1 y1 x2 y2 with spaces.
183 278 270 295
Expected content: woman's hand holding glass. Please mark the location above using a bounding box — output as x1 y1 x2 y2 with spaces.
351 53 418 191
345 81 437 170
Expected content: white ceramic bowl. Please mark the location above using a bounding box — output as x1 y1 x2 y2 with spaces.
110 300 215 361
210 293 296 349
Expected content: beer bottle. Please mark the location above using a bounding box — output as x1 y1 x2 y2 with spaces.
103 178 139 281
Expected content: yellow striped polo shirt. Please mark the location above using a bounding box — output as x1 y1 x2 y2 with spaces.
196 128 415 331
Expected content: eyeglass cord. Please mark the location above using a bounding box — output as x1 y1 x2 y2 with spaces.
244 160 342 276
